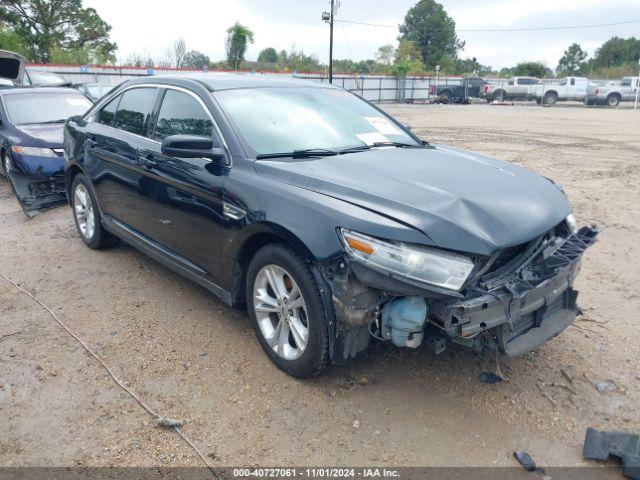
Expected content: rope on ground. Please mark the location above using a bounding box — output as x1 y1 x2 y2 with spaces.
0 271 222 479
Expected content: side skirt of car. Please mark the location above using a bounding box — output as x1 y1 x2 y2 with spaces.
101 215 234 305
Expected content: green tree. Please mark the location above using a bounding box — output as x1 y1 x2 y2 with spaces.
226 22 254 70
593 36 640 69
183 50 210 69
0 22 30 59
375 44 395 66
0 0 116 63
511 61 551 78
556 43 588 75
257 47 278 63
399 0 464 68
393 39 426 76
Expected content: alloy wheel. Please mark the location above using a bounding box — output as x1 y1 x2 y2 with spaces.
252 264 309 361
74 183 96 240
2 151 11 176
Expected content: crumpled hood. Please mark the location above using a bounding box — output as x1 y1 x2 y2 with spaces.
255 145 571 255
16 124 64 146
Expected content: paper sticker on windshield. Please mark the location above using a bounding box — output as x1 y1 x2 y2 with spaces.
67 98 89 106
364 117 401 135
357 132 388 145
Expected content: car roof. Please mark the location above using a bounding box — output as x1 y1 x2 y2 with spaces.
0 86 82 96
127 72 336 91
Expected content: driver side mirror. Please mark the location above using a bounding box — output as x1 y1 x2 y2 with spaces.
161 134 226 161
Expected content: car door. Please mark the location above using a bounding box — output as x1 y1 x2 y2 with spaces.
135 87 228 281
86 86 161 231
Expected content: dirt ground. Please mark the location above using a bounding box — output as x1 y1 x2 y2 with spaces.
1 103 639 471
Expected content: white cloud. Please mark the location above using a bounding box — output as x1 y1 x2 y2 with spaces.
84 0 640 70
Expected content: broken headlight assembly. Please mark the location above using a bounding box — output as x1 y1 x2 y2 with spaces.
11 146 57 157
339 229 475 291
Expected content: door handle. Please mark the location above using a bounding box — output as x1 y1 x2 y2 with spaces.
86 137 98 148
137 154 157 169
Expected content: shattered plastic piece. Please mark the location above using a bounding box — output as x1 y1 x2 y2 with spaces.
595 380 615 392
514 451 537 472
479 372 503 384
156 417 183 428
583 427 640 480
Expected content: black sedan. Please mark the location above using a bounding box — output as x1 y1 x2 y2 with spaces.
0 87 92 214
64 74 597 378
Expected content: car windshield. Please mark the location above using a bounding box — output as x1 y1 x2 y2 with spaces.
4 91 92 124
27 71 67 86
86 84 112 98
214 87 419 157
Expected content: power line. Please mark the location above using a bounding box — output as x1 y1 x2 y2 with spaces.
335 18 640 32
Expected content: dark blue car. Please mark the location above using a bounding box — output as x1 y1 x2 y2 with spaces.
0 87 92 214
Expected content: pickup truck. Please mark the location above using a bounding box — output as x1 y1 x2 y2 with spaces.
430 77 488 103
585 76 640 107
532 76 589 105
481 77 540 102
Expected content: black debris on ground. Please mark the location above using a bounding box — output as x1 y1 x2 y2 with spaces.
583 427 640 480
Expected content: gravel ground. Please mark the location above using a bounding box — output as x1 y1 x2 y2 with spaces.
0 103 638 470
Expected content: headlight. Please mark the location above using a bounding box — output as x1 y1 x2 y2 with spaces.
339 229 475 291
11 146 57 157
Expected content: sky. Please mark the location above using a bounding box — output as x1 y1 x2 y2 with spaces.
84 0 640 70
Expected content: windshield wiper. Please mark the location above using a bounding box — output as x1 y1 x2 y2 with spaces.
338 141 428 155
338 145 372 154
256 148 338 159
20 119 68 125
371 141 426 148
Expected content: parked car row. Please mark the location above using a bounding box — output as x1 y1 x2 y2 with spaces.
429 73 638 108
481 75 639 107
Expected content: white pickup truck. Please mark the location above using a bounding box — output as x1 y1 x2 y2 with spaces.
482 76 540 102
585 76 640 107
532 76 590 105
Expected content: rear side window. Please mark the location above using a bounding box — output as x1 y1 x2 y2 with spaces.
153 90 214 142
97 96 119 126
113 88 157 136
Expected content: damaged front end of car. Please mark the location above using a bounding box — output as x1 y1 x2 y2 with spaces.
5 148 67 217
322 217 599 362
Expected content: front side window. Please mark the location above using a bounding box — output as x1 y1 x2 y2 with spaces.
153 90 214 141
97 95 119 126
113 88 157 136
3 91 92 125
214 87 418 157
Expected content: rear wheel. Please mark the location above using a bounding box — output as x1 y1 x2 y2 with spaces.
606 94 620 108
246 244 330 378
439 90 450 104
543 91 558 105
71 174 118 249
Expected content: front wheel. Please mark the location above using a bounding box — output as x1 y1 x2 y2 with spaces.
606 94 620 108
1 149 11 177
246 244 330 378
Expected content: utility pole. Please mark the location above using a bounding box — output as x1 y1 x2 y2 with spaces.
322 1 335 84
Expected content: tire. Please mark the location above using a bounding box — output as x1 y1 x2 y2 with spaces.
1 149 11 177
494 90 505 102
606 94 620 108
439 90 450 104
543 91 557 106
246 243 330 378
71 174 118 249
